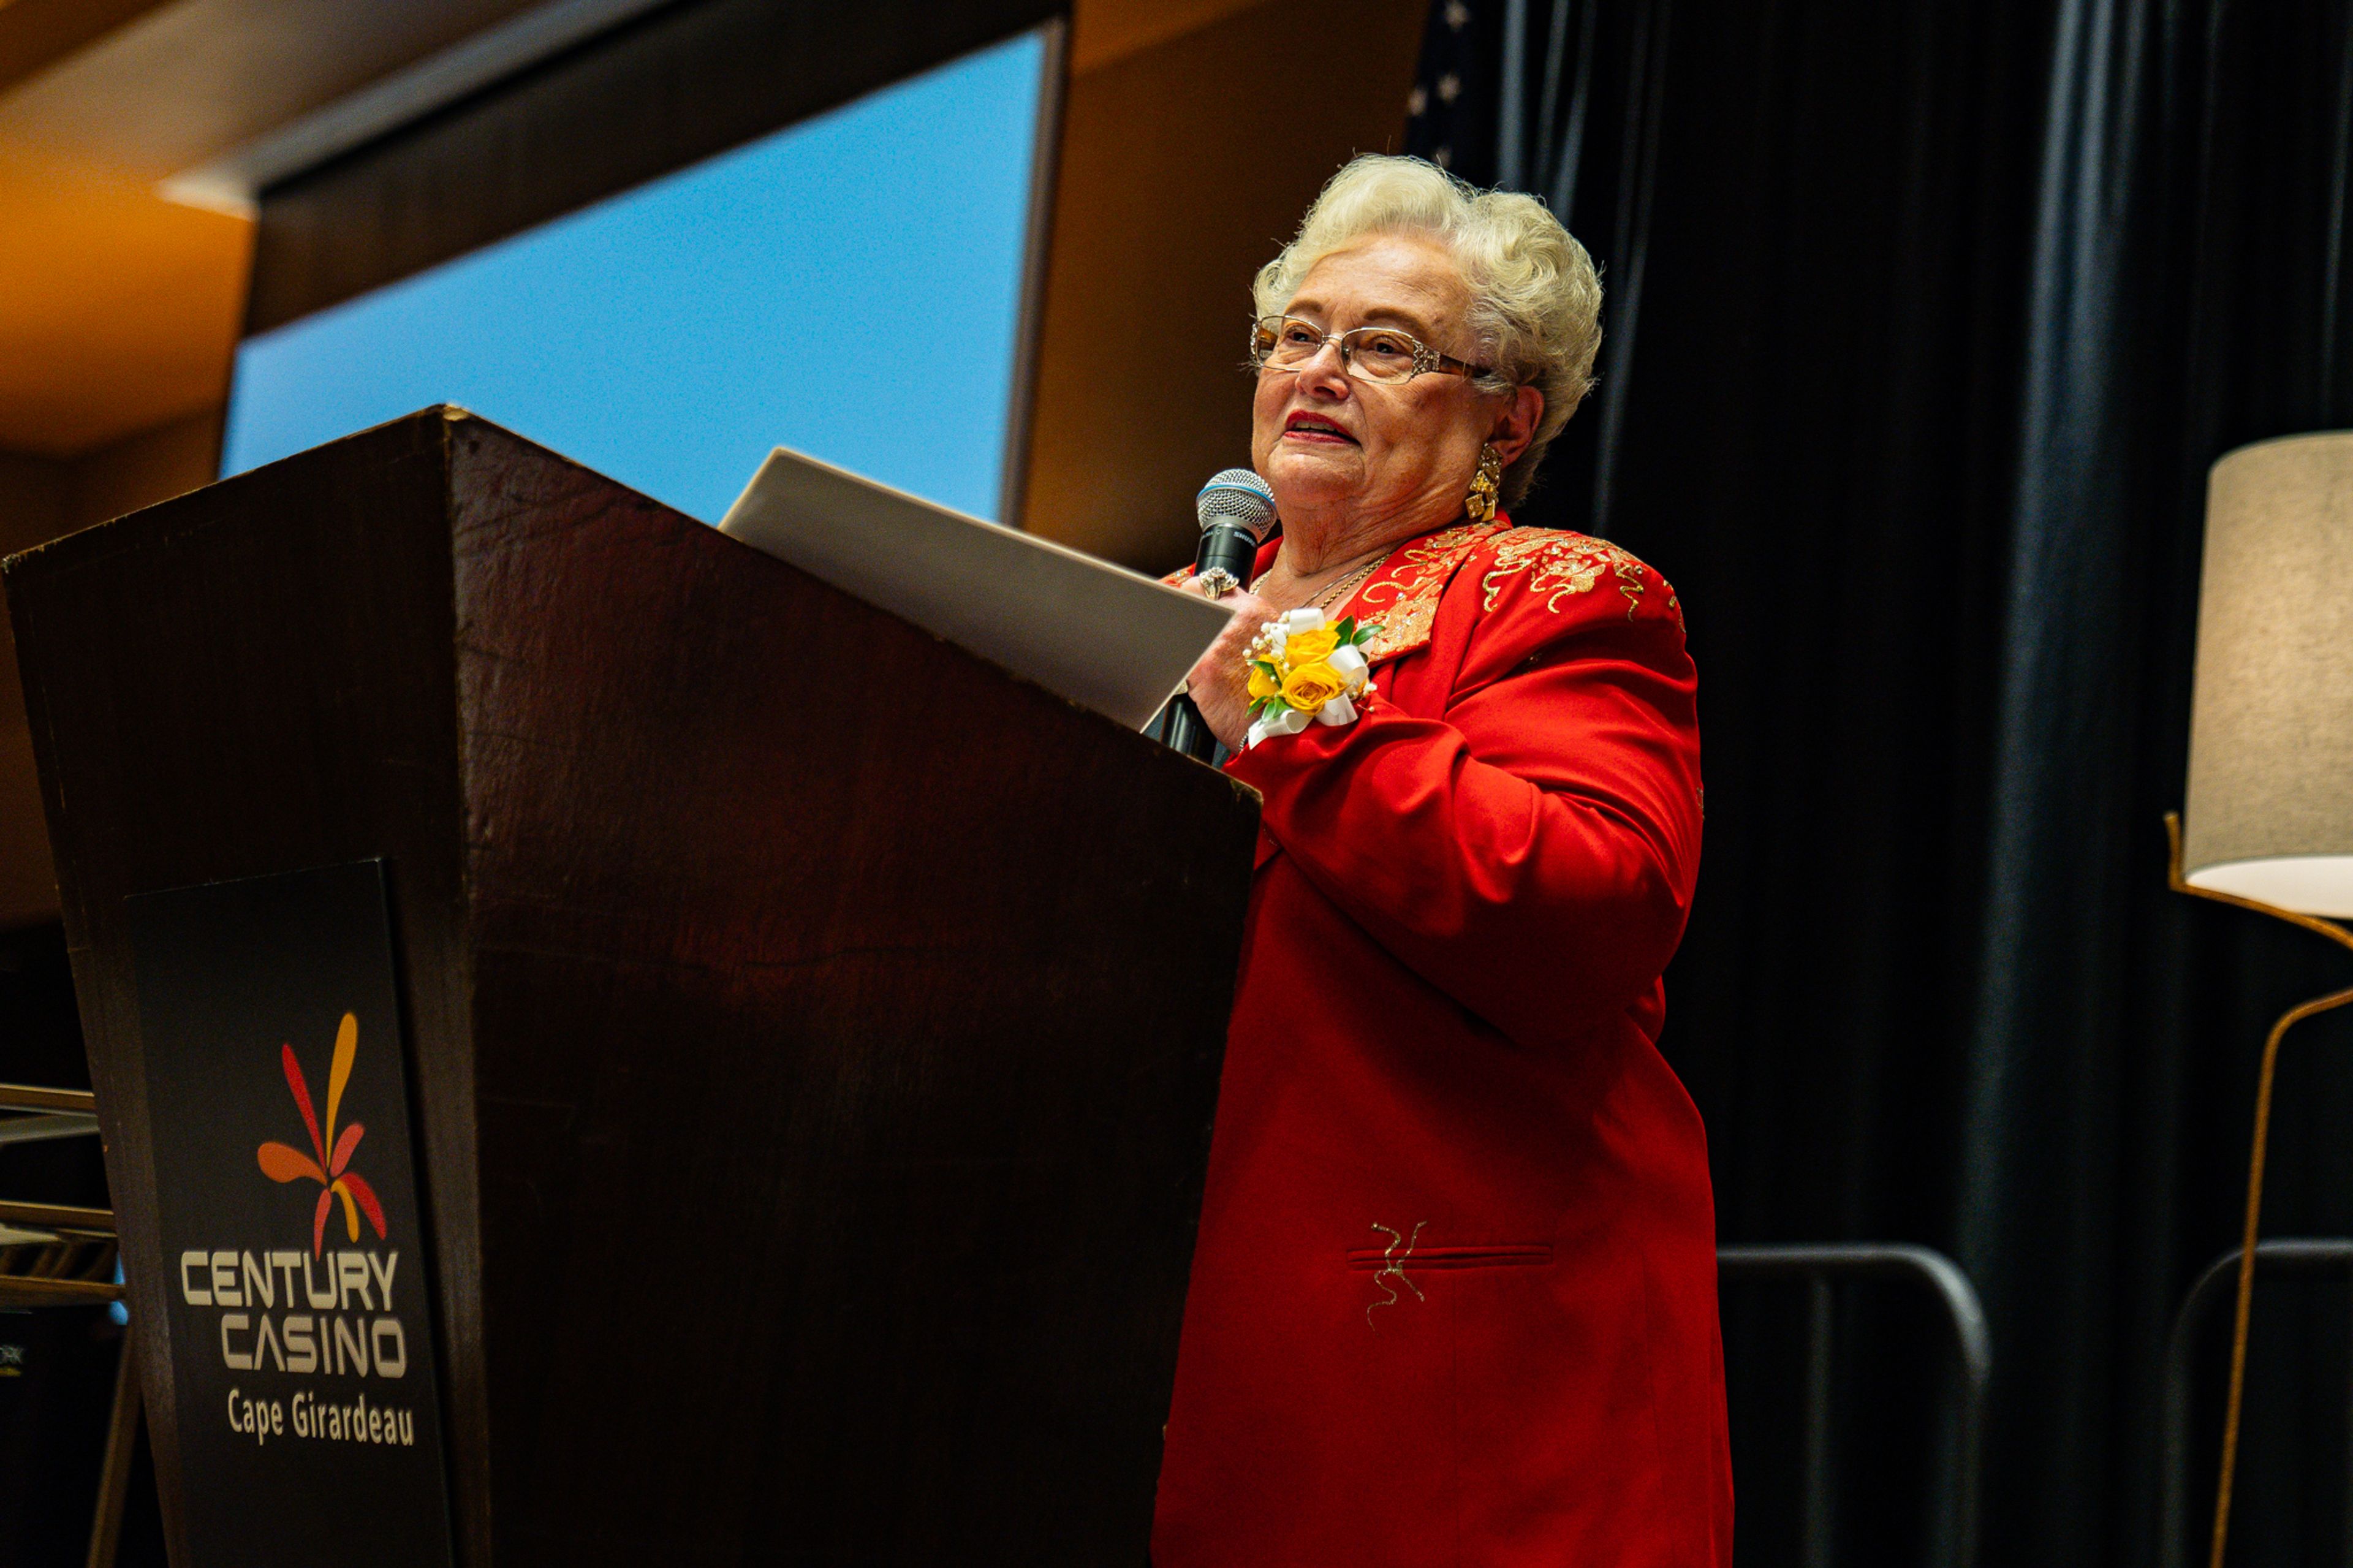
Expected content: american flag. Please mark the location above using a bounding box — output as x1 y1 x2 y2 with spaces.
1396 0 1669 539
1403 0 1500 186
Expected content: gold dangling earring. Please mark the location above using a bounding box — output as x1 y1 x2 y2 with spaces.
1464 443 1504 524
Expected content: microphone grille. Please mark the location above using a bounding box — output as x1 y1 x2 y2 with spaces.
1197 468 1277 539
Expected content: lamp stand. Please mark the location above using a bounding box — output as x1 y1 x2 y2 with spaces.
2164 812 2353 1568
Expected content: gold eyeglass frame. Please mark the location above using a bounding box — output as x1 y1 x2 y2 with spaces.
1248 314 1494 385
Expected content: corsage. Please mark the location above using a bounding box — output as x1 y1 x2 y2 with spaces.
1243 607 1380 748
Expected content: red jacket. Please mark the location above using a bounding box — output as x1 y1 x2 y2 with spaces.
1153 520 1730 1566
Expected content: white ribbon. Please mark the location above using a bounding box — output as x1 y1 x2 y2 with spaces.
1246 704 1315 748
1314 694 1358 726
1243 607 1381 749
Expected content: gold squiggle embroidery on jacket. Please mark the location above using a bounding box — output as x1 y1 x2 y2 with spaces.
1480 528 1657 620
1365 1221 1427 1327
1353 522 1510 662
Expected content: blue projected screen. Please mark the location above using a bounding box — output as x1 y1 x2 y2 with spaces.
222 31 1045 522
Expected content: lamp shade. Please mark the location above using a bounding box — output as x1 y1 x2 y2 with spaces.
2183 431 2353 915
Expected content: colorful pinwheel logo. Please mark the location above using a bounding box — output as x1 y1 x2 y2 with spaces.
256 1012 387 1257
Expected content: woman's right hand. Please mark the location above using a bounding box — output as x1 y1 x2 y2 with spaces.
1181 585 1278 754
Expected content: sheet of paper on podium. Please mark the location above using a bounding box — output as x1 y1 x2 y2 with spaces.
720 448 1233 732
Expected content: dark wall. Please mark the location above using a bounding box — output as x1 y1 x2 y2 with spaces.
1413 1 2353 1564
248 0 1061 333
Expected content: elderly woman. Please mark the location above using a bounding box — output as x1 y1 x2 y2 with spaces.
1152 156 1727 1564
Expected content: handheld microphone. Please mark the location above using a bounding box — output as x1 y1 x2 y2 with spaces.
1161 469 1278 760
1191 468 1278 597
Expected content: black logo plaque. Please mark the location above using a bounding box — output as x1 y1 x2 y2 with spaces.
127 860 456 1568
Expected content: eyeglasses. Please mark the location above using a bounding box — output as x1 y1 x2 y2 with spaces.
1248 314 1495 386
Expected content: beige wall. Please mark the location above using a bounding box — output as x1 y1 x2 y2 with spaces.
67 406 224 528
1021 0 1427 572
0 451 69 554
0 407 222 928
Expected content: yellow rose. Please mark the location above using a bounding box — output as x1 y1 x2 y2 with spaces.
1281 662 1349 711
1247 664 1283 700
1283 626 1341 665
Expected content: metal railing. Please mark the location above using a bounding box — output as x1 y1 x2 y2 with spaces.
0 1082 116 1311
0 1080 137 1568
1718 1243 1991 1568
2158 1238 2353 1568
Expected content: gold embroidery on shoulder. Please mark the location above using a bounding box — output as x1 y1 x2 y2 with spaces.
1480 528 1656 621
1353 522 1510 662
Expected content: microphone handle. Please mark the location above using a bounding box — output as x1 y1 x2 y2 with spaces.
1195 520 1260 588
1163 521 1264 760
1162 694 1217 758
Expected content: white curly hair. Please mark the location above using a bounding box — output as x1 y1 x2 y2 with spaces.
1253 154 1603 509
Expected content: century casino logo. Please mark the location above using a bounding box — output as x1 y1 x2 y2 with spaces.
257 1010 387 1255
175 1012 420 1449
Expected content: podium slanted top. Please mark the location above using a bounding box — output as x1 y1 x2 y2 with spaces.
722 444 1233 730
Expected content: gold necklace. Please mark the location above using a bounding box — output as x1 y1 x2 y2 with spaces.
1253 550 1387 614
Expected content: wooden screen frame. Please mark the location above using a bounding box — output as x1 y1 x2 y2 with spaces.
239 0 1068 524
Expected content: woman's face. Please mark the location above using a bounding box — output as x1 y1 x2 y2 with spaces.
1250 230 1535 536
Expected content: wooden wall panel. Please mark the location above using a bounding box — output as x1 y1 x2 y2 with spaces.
66 409 224 532
0 452 67 559
0 412 224 930
0 453 74 929
1020 0 1427 572
0 0 173 99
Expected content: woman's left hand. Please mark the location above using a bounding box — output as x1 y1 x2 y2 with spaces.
1181 585 1278 753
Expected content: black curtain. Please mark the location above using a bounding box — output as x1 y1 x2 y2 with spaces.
1409 2 2353 1564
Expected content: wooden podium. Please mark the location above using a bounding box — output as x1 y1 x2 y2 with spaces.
3 409 1258 1566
